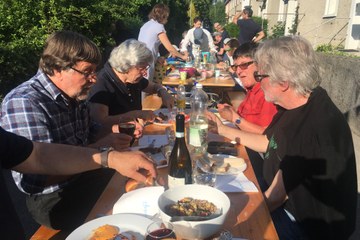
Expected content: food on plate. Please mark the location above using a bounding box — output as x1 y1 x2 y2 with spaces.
154 112 169 124
166 197 217 217
89 224 119 240
214 162 231 173
125 170 154 192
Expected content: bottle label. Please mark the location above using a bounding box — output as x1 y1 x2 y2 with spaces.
189 125 207 147
168 175 186 188
175 132 185 138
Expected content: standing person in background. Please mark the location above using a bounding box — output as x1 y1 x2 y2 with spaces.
138 3 188 82
180 17 217 58
232 6 265 45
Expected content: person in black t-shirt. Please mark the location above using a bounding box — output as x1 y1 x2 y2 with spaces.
0 127 156 239
206 36 357 239
88 39 174 138
232 6 265 45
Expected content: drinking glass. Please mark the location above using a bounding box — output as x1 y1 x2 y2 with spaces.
193 158 217 187
179 69 187 84
118 122 136 146
146 221 176 240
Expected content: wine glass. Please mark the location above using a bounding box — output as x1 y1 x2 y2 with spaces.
118 122 136 146
145 221 176 240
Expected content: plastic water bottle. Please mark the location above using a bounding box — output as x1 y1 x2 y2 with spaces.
189 83 209 155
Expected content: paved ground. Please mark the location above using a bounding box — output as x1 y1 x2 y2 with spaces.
4 131 360 239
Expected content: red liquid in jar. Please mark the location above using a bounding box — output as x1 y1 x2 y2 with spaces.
145 228 176 240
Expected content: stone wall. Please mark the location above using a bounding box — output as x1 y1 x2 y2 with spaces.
317 53 360 136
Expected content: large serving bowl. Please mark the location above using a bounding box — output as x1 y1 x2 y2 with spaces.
158 185 230 239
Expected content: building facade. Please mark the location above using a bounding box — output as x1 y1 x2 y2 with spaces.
225 0 360 50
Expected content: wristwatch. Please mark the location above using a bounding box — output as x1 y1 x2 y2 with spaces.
99 147 114 168
235 118 242 125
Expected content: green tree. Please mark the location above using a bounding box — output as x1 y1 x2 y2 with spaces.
187 0 198 28
209 1 227 26
0 0 151 98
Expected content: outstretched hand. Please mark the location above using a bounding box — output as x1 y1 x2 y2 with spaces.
217 103 239 122
108 150 157 184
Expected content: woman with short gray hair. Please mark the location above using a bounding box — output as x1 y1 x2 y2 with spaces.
88 39 174 138
109 39 153 74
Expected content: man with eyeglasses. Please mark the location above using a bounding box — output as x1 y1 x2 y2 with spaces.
207 36 357 239
217 42 277 135
0 31 138 230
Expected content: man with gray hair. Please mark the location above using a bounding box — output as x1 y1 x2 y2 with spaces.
207 36 357 239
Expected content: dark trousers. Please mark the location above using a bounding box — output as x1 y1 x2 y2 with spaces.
26 168 115 230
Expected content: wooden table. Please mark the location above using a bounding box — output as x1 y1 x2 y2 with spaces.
162 75 235 88
31 124 278 240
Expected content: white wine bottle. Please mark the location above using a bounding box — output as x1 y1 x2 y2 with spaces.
168 114 192 188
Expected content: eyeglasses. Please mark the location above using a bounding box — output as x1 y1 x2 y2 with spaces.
253 71 269 82
231 61 254 71
70 67 97 79
136 65 150 72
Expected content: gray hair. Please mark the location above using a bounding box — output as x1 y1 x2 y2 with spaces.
254 36 321 96
109 39 153 73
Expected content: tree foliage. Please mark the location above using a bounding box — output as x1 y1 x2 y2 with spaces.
0 0 191 98
209 2 227 27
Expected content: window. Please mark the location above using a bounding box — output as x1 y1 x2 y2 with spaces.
323 0 339 18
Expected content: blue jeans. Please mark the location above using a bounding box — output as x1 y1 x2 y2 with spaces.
271 207 308 240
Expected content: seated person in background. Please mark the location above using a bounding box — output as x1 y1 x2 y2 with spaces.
0 31 143 230
207 36 357 239
217 38 239 75
88 39 174 134
213 22 230 40
218 42 277 134
213 32 224 61
1 126 156 239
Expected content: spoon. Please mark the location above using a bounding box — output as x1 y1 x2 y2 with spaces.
170 208 223 222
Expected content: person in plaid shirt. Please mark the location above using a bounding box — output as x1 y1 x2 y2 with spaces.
0 30 136 230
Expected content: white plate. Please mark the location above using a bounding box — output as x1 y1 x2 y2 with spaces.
113 186 164 218
209 154 247 175
153 109 189 126
66 213 152 240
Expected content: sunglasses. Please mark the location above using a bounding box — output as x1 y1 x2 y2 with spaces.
231 61 254 71
253 71 269 82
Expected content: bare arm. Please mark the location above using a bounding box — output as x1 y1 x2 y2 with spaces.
264 170 288 211
253 30 265 43
207 111 269 152
13 142 157 183
232 11 242 24
143 81 174 109
217 104 266 134
158 32 188 61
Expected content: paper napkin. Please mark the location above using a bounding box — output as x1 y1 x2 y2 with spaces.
112 186 164 218
215 172 258 193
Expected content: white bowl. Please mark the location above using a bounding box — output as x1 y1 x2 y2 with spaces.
158 185 230 239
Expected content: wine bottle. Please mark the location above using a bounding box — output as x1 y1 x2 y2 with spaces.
168 114 193 188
